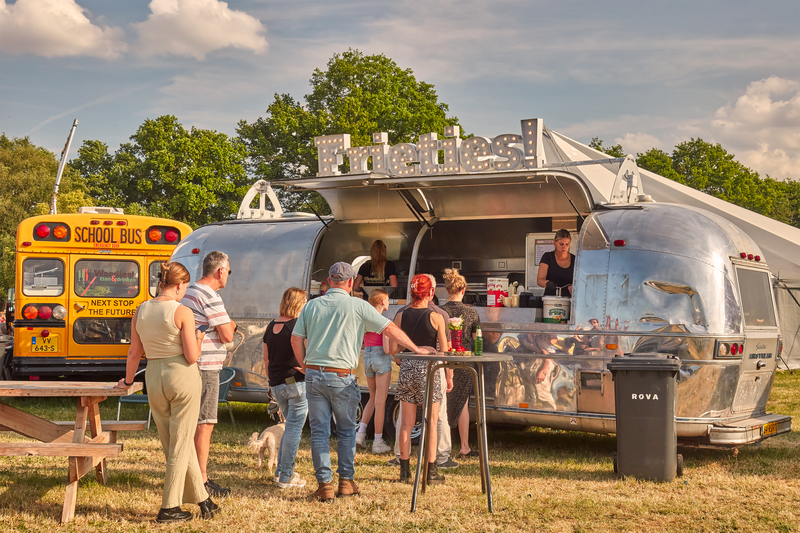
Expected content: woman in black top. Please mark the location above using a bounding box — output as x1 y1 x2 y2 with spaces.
388 274 452 485
440 268 481 458
262 287 307 489
354 240 398 297
537 229 575 297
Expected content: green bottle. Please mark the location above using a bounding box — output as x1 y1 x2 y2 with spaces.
474 326 483 356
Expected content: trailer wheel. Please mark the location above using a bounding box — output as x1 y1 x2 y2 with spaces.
1 345 13 381
330 400 363 435
390 401 422 444
381 396 396 440
676 454 684 477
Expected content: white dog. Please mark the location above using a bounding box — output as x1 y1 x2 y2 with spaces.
247 422 286 473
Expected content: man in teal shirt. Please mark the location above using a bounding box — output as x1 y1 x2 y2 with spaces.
292 262 434 502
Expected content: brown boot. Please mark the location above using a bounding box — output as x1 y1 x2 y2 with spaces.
310 481 335 503
426 462 445 485
399 459 412 483
337 478 361 497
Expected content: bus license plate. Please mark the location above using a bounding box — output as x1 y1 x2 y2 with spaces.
761 421 778 437
32 337 58 353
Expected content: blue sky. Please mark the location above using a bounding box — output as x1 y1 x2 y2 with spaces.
1 0 798 179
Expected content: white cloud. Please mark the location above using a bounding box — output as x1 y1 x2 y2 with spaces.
712 77 800 180
132 0 268 60
0 0 127 58
614 132 664 155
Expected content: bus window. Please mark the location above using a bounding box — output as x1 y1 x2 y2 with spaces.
735 268 777 328
73 318 132 344
74 260 140 298
22 258 64 296
149 262 164 297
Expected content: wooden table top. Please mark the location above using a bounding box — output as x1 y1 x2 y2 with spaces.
0 381 143 397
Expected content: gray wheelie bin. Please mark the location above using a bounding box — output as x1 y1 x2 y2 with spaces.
607 355 683 482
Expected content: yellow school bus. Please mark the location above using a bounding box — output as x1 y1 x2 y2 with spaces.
3 208 192 379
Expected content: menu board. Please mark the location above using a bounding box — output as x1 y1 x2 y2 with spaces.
534 239 554 265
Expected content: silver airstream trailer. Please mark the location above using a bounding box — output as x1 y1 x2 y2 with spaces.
172 119 791 446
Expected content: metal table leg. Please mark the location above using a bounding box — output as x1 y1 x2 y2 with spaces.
478 363 493 512
410 360 436 512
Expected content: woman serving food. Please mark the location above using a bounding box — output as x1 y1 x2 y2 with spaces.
537 229 575 298
354 240 398 298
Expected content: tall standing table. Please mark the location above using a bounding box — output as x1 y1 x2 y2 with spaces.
0 381 144 522
395 353 512 513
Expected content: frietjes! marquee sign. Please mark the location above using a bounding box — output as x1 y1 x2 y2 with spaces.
315 118 546 178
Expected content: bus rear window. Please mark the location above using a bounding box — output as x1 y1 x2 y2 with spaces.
735 268 777 328
22 259 64 296
75 260 140 298
149 262 164 297
73 318 132 344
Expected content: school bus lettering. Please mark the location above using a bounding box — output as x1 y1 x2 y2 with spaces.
74 227 143 245
104 308 136 317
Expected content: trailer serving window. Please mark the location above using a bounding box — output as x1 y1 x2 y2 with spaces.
735 267 776 328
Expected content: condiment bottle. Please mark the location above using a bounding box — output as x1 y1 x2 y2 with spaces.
474 326 483 356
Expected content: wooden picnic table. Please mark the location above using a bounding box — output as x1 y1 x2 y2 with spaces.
0 381 146 523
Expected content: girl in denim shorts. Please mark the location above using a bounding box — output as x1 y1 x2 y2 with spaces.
355 289 393 453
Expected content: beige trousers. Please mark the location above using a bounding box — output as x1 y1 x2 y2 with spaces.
146 355 209 508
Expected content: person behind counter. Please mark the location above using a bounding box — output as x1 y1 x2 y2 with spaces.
354 239 398 298
537 229 574 298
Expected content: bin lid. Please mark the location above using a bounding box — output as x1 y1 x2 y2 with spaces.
606 355 681 372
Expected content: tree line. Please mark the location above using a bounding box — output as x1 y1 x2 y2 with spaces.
1 49 798 304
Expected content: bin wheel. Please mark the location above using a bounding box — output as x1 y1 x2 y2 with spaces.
612 452 618 474
676 454 684 477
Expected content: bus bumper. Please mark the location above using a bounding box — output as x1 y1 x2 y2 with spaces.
8 356 144 380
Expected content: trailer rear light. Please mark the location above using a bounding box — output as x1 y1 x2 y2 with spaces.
754 255 761 262
116 220 127 226
148 229 162 241
192 248 200 254
52 305 67 320
37 306 52 320
41 329 50 337
23 305 39 320
740 252 747 259
738 343 744 355
165 230 179 243
613 240 626 247
747 254 754 260
730 343 737 355
606 344 618 350
35 224 50 238
53 225 68 239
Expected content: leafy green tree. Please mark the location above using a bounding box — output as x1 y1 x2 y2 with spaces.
71 116 249 228
238 49 464 213
636 147 684 182
0 134 92 302
589 137 625 158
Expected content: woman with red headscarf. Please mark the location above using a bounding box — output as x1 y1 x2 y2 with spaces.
387 274 452 486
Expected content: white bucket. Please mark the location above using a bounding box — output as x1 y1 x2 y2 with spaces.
542 296 570 323
310 280 321 296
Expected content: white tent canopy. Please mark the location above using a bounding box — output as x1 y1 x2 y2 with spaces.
543 128 800 369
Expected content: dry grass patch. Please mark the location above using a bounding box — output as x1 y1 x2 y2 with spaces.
0 372 798 532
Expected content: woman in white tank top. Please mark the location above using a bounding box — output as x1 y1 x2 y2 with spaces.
116 262 221 523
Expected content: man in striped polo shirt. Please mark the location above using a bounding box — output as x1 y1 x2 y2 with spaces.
181 251 236 498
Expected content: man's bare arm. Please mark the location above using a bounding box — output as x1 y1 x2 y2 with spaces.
291 335 307 371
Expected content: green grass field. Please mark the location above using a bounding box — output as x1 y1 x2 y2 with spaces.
1 371 798 532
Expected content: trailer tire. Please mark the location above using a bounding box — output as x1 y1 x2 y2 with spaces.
1 345 13 381
382 395 396 440
389 401 422 444
330 399 363 436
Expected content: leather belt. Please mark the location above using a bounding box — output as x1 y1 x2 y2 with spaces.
305 365 353 375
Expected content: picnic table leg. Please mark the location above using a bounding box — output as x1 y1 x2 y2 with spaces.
84 397 108 485
62 399 88 523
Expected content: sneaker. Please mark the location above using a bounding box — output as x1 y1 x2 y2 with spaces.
310 481 335 503
437 458 459 469
387 457 400 466
337 478 361 497
204 479 231 497
273 475 279 483
372 439 391 454
156 507 192 523
198 497 220 519
355 431 367 448
277 472 307 489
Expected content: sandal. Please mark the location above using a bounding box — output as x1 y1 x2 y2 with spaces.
458 450 480 458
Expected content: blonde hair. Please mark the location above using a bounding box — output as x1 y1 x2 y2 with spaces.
369 240 387 281
443 268 467 295
157 262 190 292
279 287 306 319
368 288 389 307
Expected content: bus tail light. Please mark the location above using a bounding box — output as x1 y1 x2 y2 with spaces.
165 230 179 243
53 225 68 239
148 229 163 242
52 305 67 320
23 305 39 320
37 306 53 320
103 220 114 226
41 329 50 337
35 224 50 238
116 220 127 226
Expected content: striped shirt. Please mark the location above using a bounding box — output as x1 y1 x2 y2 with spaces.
181 282 231 370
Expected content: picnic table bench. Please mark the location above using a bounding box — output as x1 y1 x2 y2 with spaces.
0 381 146 523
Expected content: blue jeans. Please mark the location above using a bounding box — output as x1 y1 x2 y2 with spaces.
305 368 360 483
271 381 308 483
